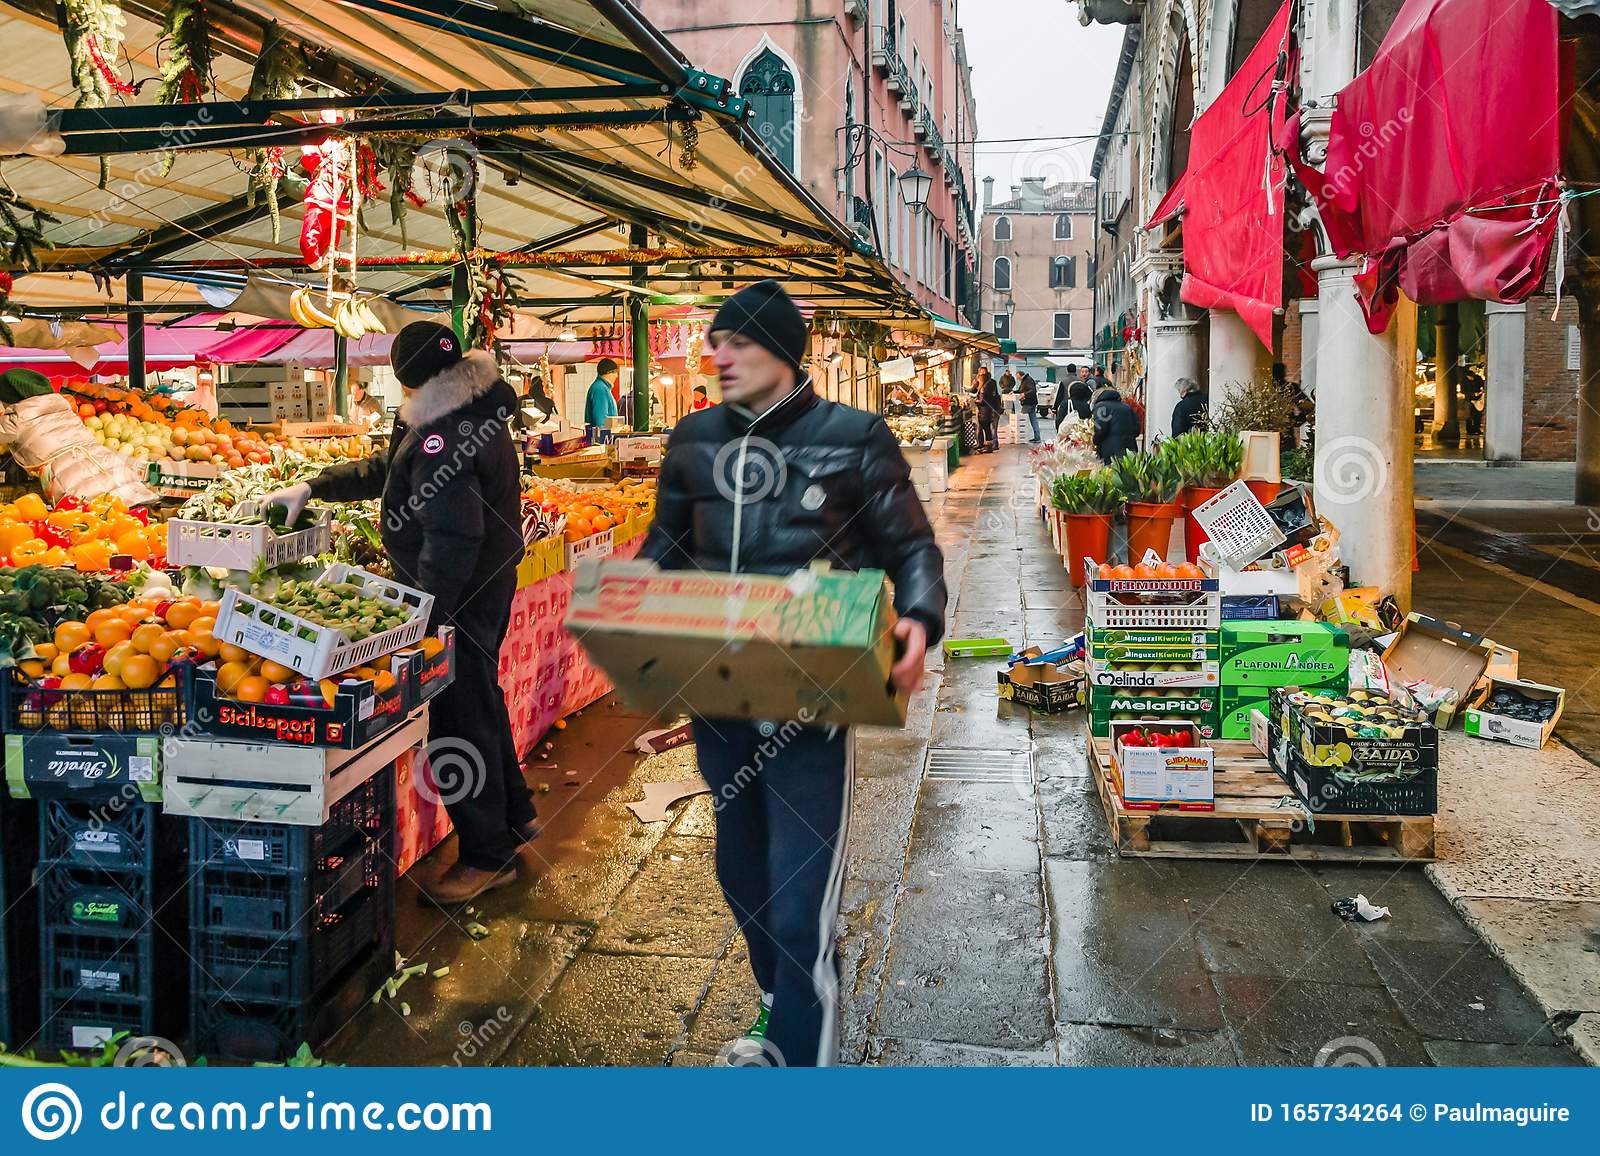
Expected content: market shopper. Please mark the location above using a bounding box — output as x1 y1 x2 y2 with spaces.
979 368 1003 451
1171 377 1207 436
641 279 946 1067
584 357 620 430
260 322 534 904
1020 373 1041 442
1093 385 1141 464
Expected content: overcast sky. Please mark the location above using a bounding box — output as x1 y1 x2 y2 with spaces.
958 0 1125 202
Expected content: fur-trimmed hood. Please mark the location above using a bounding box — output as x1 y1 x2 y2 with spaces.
398 349 507 428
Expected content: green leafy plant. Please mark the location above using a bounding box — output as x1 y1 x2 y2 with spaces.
1159 430 1243 489
1051 469 1124 514
1112 451 1183 505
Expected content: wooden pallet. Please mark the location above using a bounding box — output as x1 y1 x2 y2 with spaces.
1087 738 1435 863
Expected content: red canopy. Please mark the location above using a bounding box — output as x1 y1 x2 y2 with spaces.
0 315 297 378
1172 1 1295 348
1303 0 1564 331
1144 172 1187 229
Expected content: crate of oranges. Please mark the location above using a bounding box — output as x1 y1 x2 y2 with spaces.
4 592 213 735
186 641 416 750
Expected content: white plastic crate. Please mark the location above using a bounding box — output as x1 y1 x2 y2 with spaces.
1192 480 1285 570
1088 590 1222 631
167 501 333 571
212 564 433 680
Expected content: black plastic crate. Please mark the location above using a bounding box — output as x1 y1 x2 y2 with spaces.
1267 720 1437 817
1221 594 1280 620
38 991 159 1053
187 771 391 875
3 669 186 734
190 836 388 936
1 792 40 1048
39 798 169 875
191 941 392 1062
192 889 388 1003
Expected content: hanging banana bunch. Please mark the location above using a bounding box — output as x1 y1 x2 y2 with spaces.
288 287 389 339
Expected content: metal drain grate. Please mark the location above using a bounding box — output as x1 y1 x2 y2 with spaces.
924 747 1033 785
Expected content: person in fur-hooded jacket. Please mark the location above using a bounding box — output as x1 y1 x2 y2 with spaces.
262 321 532 903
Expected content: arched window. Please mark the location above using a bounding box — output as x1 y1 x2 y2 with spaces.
741 49 797 171
1054 214 1073 240
993 215 1012 241
993 256 1012 291
1049 256 1076 289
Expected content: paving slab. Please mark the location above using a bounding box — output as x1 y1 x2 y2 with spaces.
876 869 1053 1049
1047 860 1225 1031
908 778 1041 874
847 772 922 884
1449 897 1600 1015
585 836 732 958
1055 1023 1243 1067
864 1036 1058 1066
1423 1040 1582 1066
1568 1013 1600 1065
682 936 764 1054
1214 974 1432 1067
1190 866 1384 986
1038 775 1115 862
1355 937 1561 1046
497 952 714 1067
837 878 896 1065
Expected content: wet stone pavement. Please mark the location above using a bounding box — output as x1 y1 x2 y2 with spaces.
331 447 1582 1068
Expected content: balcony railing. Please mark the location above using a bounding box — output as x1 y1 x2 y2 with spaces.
871 25 895 75
850 194 873 235
893 57 917 113
922 111 944 158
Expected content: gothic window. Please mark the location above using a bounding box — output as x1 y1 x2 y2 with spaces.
742 49 797 171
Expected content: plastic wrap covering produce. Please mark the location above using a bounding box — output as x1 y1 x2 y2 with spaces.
0 393 157 506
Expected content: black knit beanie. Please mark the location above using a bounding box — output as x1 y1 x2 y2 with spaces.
710 280 808 372
390 320 463 389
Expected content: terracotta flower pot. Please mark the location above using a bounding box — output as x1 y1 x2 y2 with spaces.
1243 479 1283 505
1180 485 1224 564
1062 512 1113 587
1125 500 1181 565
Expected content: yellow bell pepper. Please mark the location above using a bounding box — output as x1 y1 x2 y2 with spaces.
10 538 53 565
37 546 68 567
0 522 34 557
12 493 48 521
69 540 114 571
46 510 99 544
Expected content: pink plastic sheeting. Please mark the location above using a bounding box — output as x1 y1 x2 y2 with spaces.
0 315 298 376
1304 0 1563 331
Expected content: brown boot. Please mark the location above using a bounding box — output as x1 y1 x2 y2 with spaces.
418 862 516 905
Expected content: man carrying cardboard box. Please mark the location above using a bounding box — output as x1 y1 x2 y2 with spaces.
641 280 946 1066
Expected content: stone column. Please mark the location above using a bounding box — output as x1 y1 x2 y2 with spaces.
1483 301 1526 463
1299 297 1320 398
1311 255 1415 608
1579 292 1600 506
1207 309 1271 417
1432 304 1461 448
1145 318 1203 440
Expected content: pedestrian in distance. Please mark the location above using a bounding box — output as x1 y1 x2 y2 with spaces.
641 280 947 1067
1093 385 1141 464
1171 376 1207 437
691 383 713 412
980 367 1004 451
261 321 534 903
584 357 620 431
1020 373 1041 443
1051 362 1077 429
1069 364 1094 421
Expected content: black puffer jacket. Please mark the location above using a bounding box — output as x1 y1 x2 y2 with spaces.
307 350 524 629
1092 388 1141 464
641 379 947 642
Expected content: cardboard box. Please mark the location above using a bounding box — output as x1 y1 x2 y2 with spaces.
1270 687 1439 813
1088 686 1219 739
997 661 1082 713
1380 614 1494 728
565 560 905 728
1108 721 1214 811
1217 685 1275 740
1088 661 1219 689
1321 594 1384 630
5 733 161 802
1250 708 1270 756
1463 677 1564 749
1219 621 1350 689
1267 716 1436 817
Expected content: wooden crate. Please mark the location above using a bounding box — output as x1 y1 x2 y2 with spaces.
1088 738 1435 863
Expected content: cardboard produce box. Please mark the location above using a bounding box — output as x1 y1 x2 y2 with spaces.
1108 721 1214 811
1380 614 1494 728
1219 621 1349 689
1089 687 1219 739
565 560 905 728
1267 687 1437 816
1217 685 1274 740
997 661 1082 713
1463 677 1564 749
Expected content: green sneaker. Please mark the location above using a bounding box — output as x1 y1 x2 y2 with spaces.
717 996 776 1066
745 999 772 1041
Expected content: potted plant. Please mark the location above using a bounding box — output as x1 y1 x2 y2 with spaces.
1209 373 1296 504
1113 451 1184 564
1161 430 1244 563
1052 469 1123 587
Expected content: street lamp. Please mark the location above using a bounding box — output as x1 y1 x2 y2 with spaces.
899 166 933 213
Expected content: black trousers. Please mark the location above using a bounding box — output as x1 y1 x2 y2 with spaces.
692 718 852 1067
978 409 997 449
429 572 535 871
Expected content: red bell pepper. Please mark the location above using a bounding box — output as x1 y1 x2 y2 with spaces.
68 643 106 676
31 521 72 549
1121 729 1147 748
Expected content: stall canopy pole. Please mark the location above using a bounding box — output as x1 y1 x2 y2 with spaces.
451 264 469 345
333 334 350 421
629 223 650 431
126 271 145 394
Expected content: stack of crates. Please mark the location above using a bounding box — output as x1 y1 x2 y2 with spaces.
188 771 396 1062
1086 566 1222 739
1217 621 1351 738
0 792 39 1048
35 799 187 1051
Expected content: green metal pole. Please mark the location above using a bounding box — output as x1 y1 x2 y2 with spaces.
333 333 350 421
125 271 145 395
451 263 470 344
629 223 650 431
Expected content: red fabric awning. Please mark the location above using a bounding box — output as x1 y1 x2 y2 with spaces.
1175 0 1295 348
0 315 298 377
1144 172 1187 229
1302 0 1564 331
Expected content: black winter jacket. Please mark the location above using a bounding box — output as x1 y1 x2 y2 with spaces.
1020 378 1038 408
1092 389 1141 464
641 379 947 643
307 350 524 627
1171 392 1207 437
